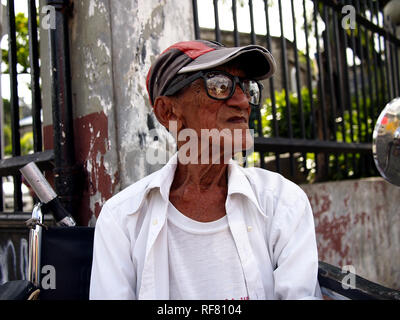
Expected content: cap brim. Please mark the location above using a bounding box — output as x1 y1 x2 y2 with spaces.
177 45 276 80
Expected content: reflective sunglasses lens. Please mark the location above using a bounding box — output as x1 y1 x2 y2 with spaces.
244 80 260 105
206 73 233 99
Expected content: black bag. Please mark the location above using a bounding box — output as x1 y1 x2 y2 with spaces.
38 226 95 300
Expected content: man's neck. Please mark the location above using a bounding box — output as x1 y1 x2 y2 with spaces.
173 161 228 191
169 159 229 222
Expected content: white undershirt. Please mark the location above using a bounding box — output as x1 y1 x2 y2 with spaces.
167 202 249 300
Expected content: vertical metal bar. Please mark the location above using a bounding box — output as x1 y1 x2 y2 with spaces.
303 0 316 140
28 0 43 153
349 18 362 177
354 1 368 144
383 36 392 100
333 9 348 176
340 0 357 178
350 27 362 143
314 0 330 178
323 4 338 177
278 0 292 138
393 26 400 98
47 0 78 217
388 21 397 97
8 0 23 211
291 0 305 138
303 0 318 177
333 10 345 141
213 0 221 43
357 0 372 174
232 0 240 46
341 24 354 144
378 1 393 102
353 1 367 175
314 0 328 140
364 0 377 175
0 180 3 211
254 105 264 168
337 0 353 177
278 0 294 177
290 0 307 176
322 5 337 141
264 0 280 173
192 0 200 40
369 2 380 121
391 22 400 97
249 0 256 45
363 0 375 142
374 1 386 105
248 0 258 165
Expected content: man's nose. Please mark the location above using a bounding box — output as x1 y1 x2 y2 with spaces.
227 84 250 110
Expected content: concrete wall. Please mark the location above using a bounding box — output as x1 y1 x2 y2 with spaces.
41 0 193 225
301 177 400 290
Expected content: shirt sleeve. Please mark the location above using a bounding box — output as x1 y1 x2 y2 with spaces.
271 191 323 300
89 203 137 300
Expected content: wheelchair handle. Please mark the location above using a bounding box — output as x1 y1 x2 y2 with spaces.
20 162 76 226
27 203 43 287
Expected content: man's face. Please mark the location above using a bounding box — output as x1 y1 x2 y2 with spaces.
171 64 254 156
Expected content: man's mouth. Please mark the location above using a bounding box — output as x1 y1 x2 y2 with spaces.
227 116 247 123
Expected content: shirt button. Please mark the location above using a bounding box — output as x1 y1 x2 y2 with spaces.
152 218 158 226
247 226 253 232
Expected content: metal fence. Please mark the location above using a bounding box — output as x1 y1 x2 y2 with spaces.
192 0 399 183
0 0 75 216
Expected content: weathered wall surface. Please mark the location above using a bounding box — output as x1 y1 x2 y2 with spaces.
0 226 29 284
41 0 193 225
301 178 400 290
107 0 192 188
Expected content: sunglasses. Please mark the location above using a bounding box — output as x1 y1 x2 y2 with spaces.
164 70 263 106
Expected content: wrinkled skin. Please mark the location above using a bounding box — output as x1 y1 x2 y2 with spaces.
153 63 252 222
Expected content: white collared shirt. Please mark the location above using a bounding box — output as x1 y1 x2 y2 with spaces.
89 153 322 300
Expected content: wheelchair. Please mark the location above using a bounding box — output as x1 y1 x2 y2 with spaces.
0 201 399 300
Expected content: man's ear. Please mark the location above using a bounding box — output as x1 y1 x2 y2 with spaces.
153 96 183 132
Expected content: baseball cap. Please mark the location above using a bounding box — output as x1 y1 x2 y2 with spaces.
146 40 276 106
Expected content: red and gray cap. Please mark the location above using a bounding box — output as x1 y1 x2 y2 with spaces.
146 40 276 106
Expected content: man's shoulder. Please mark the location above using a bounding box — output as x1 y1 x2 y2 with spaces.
240 166 308 204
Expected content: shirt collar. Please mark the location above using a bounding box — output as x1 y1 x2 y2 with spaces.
227 158 266 218
134 153 265 218
147 152 179 201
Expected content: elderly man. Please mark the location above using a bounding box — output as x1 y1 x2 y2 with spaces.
90 40 322 300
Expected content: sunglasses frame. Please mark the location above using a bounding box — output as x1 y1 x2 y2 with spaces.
164 70 263 106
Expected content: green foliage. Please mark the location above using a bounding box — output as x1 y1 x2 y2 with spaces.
2 126 34 156
2 13 30 73
257 86 379 182
1 12 35 156
261 87 317 139
3 125 12 155
20 132 34 155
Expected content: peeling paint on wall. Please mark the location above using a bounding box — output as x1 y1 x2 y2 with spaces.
43 111 120 226
41 0 193 224
301 177 400 289
74 112 120 224
108 0 193 187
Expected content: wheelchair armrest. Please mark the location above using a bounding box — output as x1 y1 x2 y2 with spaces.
318 261 400 300
0 280 39 300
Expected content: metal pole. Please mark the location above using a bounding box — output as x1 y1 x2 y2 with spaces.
47 0 78 219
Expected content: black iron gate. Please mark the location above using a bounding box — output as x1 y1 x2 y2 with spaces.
192 0 399 183
0 0 75 283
